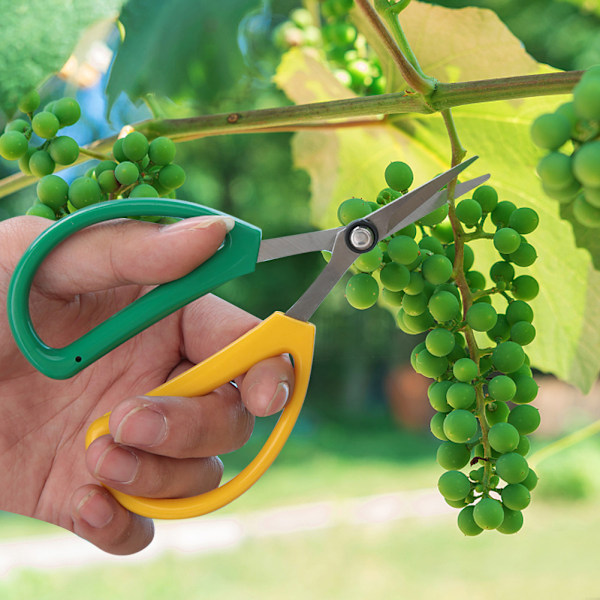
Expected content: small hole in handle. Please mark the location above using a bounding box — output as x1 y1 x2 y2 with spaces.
75 356 82 363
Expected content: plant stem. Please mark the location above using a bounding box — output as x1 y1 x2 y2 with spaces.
78 147 111 161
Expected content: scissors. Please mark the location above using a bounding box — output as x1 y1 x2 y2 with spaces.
7 156 488 519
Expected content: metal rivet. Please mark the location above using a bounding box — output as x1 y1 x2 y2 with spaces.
349 226 374 251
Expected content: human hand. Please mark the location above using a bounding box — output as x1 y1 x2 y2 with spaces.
0 214 294 554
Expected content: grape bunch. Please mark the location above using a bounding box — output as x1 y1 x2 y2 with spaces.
0 89 81 182
531 65 600 227
273 1 386 96
337 162 541 535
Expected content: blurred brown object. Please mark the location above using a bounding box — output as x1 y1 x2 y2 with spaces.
385 364 433 429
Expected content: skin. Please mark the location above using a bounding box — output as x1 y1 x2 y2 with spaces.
0 214 294 555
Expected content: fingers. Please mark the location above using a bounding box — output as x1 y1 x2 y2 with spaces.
71 484 154 555
8 214 233 297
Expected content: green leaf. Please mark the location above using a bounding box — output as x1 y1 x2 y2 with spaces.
274 7 600 392
0 0 124 116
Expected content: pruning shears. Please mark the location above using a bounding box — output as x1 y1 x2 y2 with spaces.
7 156 488 519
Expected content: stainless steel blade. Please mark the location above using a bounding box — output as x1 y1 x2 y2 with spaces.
257 228 342 263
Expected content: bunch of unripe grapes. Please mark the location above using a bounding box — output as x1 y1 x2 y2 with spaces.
338 162 541 535
273 0 386 95
531 65 600 227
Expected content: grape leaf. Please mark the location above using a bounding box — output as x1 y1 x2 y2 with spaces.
0 0 124 116
274 9 600 392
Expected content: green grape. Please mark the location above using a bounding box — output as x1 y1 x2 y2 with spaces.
421 254 453 285
397 223 417 238
584 187 600 208
425 328 455 357
51 97 81 127
436 442 471 470
48 136 79 165
457 505 483 536
122 131 149 162
384 161 413 191
347 59 372 88
573 194 600 228
26 203 56 219
419 235 444 255
573 76 600 120
18 89 40 113
427 381 453 412
68 176 103 209
510 321 536 346
417 204 449 227
112 138 127 162
496 507 523 534
472 185 498 213
0 131 28 160
495 452 529 484
97 170 119 193
488 422 519 453
530 113 571 150
508 242 537 267
466 270 486 291
487 314 510 343
428 290 460 322
508 405 540 434
573 141 600 188
452 358 478 383
436 282 461 301
542 179 580 204
115 161 140 185
488 375 516 402
437 470 470 501
402 292 427 316
446 382 476 410
431 219 454 244
323 22 357 46
382 288 404 306
506 300 533 324
402 310 435 333
31 111 60 139
512 275 539 301
522 468 538 491
470 467 484 482
492 341 525 374
94 160 118 178
410 342 426 370
148 136 176 166
290 7 313 27
466 303 497 332
158 164 186 190
473 497 504 530
442 409 478 444
445 242 474 271
491 201 516 228
516 435 530 456
430 412 448 441
555 101 578 132
490 261 514 283
501 483 531 510
130 183 159 198
345 273 378 309
536 152 577 191
5 119 30 134
387 235 419 265
485 400 510 426
376 187 399 205
29 150 55 177
493 228 521 254
512 375 539 404
380 262 410 291
508 207 539 234
455 198 482 228
354 246 382 272
36 175 68 210
18 147 35 174
414 349 448 378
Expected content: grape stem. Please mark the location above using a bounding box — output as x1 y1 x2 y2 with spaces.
78 147 112 161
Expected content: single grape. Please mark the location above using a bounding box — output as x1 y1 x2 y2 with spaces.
18 89 40 113
5 119 30 134
492 341 525 374
466 270 486 291
455 198 482 228
427 381 453 412
122 131 149 162
573 141 600 188
516 435 531 456
491 201 516 228
573 76 600 120
26 203 56 219
453 358 478 383
402 292 427 316
0 131 28 160
501 483 531 510
490 261 514 283
112 138 127 162
457 506 483 536
18 147 35 174
508 207 539 234
32 111 60 139
542 179 581 204
537 152 577 191
573 194 600 228
508 242 537 267
402 310 435 333
485 400 510 426
384 161 413 191
410 342 426 371
522 468 538 491
419 235 444 255
511 275 539 301
437 470 471 501
430 412 448 441
442 409 478 443
508 405 540 434
158 163 186 190
488 375 516 402
506 300 533 324
510 321 536 346
428 290 460 322
487 314 510 343
426 328 455 357
421 254 453 285
466 303 497 332
380 262 410 291
496 507 523 534
383 289 404 307
49 136 79 165
512 375 539 404
415 349 448 378
555 101 578 132
376 187 399 205
94 160 118 178
36 175 68 210
472 185 498 213
418 204 449 227
115 161 140 185
337 198 370 224
345 273 378 309
488 422 520 453
493 228 521 254
29 150 55 177
530 112 571 150
584 187 600 208
495 452 529 484
129 183 159 198
473 497 504 530
446 382 476 410
388 235 420 265
436 442 471 470
354 246 382 272
148 136 176 165
97 170 119 193
51 97 81 127
68 176 103 209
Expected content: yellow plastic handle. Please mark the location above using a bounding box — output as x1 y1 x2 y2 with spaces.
85 312 315 519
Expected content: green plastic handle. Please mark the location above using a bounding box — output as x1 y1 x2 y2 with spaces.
7 198 262 379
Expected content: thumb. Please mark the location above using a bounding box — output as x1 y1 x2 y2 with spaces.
7 214 235 297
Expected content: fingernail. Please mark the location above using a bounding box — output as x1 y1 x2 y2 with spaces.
162 215 235 233
266 381 290 415
76 490 114 529
114 406 167 447
95 446 140 484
